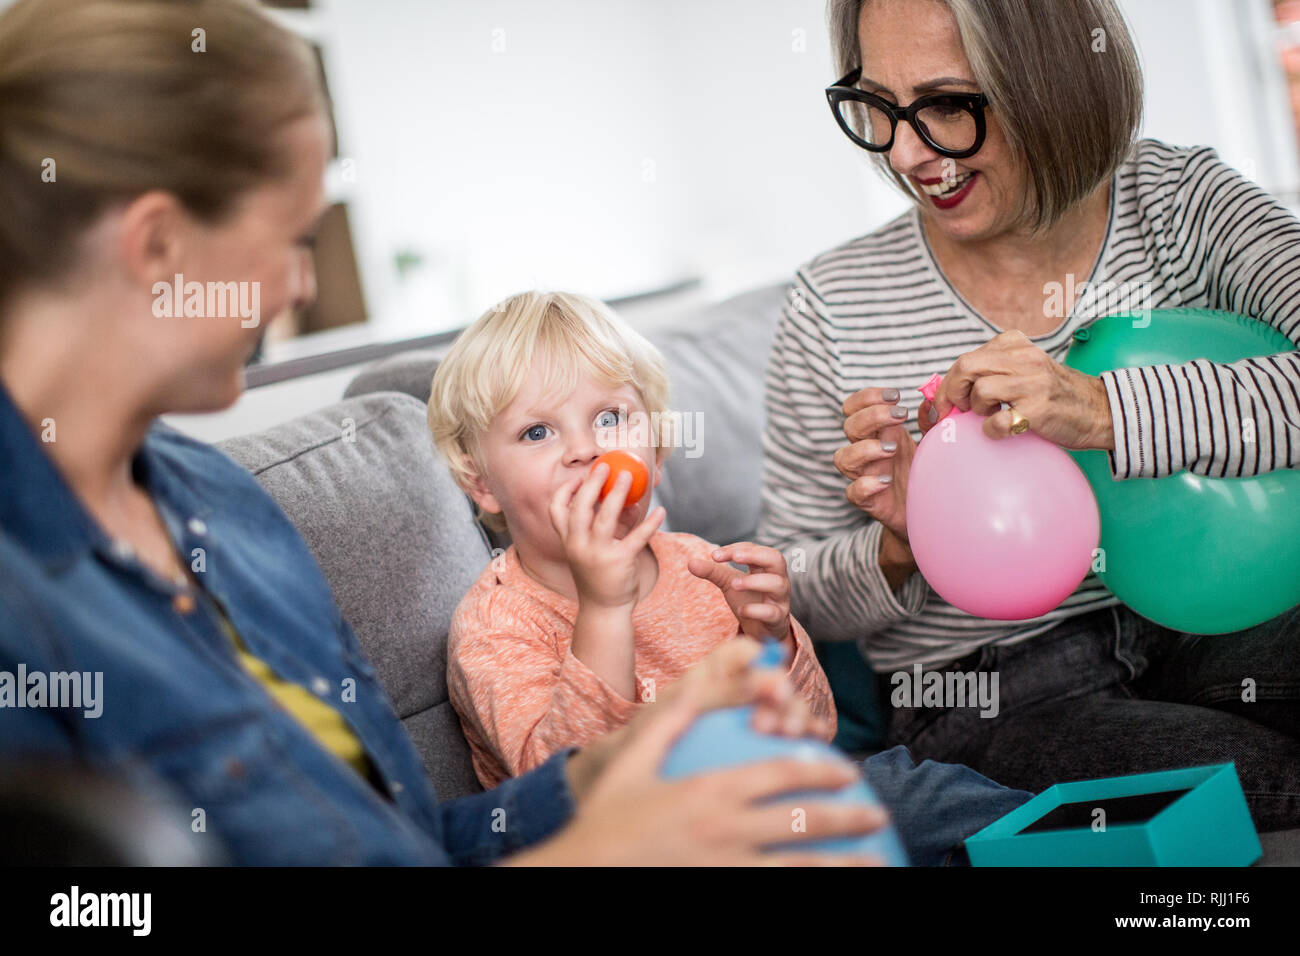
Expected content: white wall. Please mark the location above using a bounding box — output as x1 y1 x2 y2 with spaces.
1122 0 1299 192
319 0 907 338
319 0 1297 345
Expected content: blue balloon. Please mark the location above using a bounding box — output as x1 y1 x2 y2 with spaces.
660 704 909 865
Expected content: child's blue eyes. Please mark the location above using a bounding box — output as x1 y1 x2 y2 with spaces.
519 409 624 442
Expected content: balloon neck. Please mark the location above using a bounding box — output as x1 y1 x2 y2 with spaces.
753 638 787 669
918 372 942 403
918 372 960 422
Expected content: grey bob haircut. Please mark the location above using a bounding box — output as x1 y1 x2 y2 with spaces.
828 0 1144 232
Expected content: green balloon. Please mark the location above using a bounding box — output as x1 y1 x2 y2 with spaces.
1063 309 1300 634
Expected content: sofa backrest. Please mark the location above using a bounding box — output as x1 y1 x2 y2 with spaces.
647 284 787 546
219 392 489 801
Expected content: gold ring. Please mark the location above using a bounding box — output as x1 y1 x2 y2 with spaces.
1008 407 1030 435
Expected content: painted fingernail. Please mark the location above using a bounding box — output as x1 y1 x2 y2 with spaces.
890 406 907 419
881 441 898 452
878 475 893 485
929 406 938 424
882 388 900 402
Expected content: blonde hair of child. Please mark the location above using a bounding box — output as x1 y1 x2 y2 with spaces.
428 290 674 533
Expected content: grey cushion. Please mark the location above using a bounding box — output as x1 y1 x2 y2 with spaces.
344 283 790 546
648 284 787 545
220 392 489 801
345 349 444 404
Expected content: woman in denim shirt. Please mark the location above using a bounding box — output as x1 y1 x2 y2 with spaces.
0 0 1029 866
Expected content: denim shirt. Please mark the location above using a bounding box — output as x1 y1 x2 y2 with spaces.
0 382 576 864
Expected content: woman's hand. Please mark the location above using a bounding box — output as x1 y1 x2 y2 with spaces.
926 330 1116 450
549 461 666 609
836 387 917 543
510 639 885 866
687 542 793 647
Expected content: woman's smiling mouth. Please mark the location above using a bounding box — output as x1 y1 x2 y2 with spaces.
915 170 978 208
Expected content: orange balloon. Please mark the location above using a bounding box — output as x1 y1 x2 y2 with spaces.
592 450 649 506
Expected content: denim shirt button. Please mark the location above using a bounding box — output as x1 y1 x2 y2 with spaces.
311 676 330 696
187 518 208 536
110 539 135 561
390 781 405 795
172 593 196 615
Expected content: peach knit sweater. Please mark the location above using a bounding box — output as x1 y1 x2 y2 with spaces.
446 531 837 789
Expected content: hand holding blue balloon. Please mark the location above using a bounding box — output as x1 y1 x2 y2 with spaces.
660 638 909 864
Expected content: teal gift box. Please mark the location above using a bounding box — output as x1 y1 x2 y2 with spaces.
965 763 1261 866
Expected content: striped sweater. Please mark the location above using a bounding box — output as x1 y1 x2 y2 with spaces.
757 139 1300 672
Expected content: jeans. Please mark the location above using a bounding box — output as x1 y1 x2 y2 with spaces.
881 602 1300 832
860 746 1034 866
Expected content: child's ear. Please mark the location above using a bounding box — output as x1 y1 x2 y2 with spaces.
461 457 503 518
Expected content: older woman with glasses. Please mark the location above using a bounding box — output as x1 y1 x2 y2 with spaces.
758 0 1300 831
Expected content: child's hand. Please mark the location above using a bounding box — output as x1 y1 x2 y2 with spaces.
687 542 793 645
550 460 666 610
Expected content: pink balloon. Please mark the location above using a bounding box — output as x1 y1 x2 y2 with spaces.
905 408 1100 620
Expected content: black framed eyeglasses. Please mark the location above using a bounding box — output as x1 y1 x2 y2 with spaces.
826 68 990 159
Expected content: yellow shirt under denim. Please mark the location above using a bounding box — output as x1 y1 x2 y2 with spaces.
216 613 371 779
